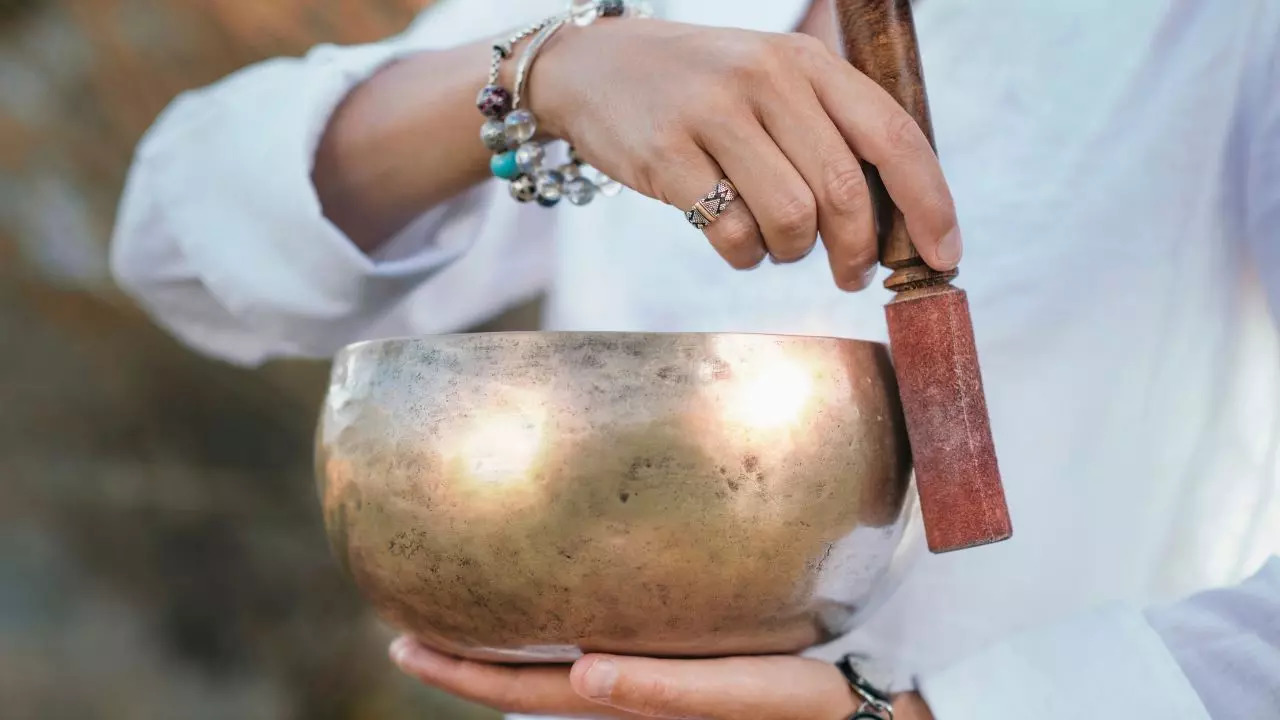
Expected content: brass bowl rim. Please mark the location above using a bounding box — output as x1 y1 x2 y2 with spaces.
339 330 890 355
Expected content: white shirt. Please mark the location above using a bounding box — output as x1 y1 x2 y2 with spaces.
110 0 1280 718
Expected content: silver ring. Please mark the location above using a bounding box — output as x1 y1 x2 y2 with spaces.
684 179 737 230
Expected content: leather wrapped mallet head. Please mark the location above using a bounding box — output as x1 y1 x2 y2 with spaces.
836 0 1012 552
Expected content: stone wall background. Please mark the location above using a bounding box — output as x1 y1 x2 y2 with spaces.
0 2 533 717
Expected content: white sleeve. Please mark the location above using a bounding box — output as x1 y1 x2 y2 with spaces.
109 2 554 366
1243 1 1280 320
918 559 1280 719
1145 559 1280 718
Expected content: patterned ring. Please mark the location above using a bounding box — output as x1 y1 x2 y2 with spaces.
684 179 738 230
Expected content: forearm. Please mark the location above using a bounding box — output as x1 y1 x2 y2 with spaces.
312 39 495 253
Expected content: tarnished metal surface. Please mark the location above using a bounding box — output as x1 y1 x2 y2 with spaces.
317 332 913 662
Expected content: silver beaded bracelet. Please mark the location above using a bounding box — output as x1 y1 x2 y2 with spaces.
475 0 651 207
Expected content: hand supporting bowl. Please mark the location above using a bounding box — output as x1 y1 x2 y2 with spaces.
317 332 912 662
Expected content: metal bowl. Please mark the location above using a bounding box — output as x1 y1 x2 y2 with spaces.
316 332 913 663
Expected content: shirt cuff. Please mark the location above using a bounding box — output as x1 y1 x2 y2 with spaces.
143 40 490 356
918 604 1210 720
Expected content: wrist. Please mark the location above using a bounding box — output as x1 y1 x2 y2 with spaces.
499 4 653 145
494 31 533 99
517 21 588 140
478 10 628 208
837 656 935 720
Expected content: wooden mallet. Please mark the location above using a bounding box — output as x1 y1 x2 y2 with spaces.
836 0 1013 553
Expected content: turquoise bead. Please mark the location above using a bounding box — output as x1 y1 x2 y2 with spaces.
490 151 520 180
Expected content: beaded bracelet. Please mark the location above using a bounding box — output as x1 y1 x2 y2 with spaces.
475 0 651 207
504 19 580 206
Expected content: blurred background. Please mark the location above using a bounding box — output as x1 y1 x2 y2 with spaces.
0 1 535 717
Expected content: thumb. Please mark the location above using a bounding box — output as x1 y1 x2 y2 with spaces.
568 654 856 720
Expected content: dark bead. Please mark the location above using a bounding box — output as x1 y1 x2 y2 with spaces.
599 0 625 17
509 174 537 202
476 85 513 118
536 195 561 208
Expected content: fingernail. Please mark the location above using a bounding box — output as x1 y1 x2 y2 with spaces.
861 264 879 287
582 659 618 700
389 637 415 666
936 227 962 267
390 637 447 671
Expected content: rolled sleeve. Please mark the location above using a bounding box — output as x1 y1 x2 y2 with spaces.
109 2 549 365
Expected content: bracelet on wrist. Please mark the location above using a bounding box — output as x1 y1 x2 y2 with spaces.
837 655 896 720
475 0 650 207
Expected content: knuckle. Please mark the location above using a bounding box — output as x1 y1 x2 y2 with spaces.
642 131 686 165
715 214 756 248
884 112 927 158
721 37 771 82
769 193 817 243
783 31 828 59
721 35 790 87
823 161 871 216
710 218 763 268
677 86 742 130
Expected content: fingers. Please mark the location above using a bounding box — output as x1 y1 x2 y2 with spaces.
756 83 879 290
695 117 819 265
390 638 860 720
389 638 598 717
664 148 768 270
570 654 858 720
806 50 962 271
629 30 958 285
389 640 862 720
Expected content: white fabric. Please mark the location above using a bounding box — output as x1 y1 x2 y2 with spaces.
1146 558 1280 719
110 0 1280 717
919 557 1280 719
919 604 1210 720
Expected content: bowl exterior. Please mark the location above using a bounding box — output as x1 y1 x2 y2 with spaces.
317 332 911 662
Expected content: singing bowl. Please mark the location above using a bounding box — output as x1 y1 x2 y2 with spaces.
316 332 913 663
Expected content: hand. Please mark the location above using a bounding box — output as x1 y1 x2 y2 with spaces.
529 17 961 290
389 636 935 720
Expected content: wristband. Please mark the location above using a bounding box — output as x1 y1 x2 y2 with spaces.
837 655 896 720
475 0 651 207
